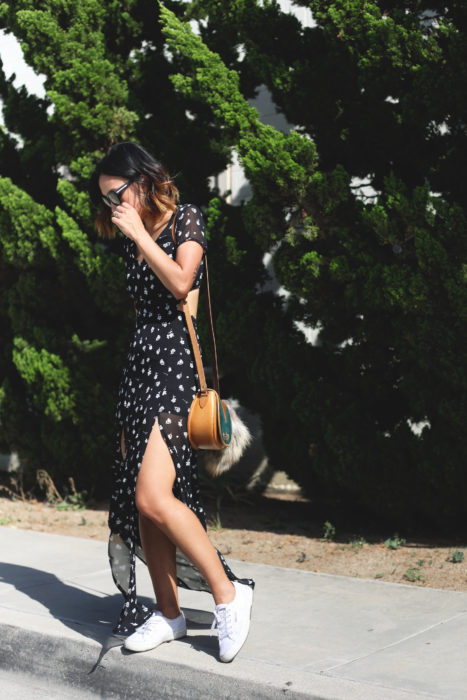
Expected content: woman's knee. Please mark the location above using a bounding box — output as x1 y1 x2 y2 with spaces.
135 492 172 524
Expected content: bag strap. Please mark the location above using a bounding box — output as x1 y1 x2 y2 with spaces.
171 208 220 395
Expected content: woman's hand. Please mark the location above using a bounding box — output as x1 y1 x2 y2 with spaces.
112 202 147 242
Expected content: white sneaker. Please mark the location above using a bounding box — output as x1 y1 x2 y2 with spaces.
210 581 253 662
123 610 187 652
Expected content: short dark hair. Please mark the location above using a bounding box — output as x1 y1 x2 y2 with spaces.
89 142 179 238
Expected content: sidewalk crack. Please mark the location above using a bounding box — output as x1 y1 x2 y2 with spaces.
321 610 467 673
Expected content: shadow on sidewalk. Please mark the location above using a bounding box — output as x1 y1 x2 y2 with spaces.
0 563 218 671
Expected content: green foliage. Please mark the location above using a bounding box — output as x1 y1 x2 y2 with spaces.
2 1 467 530
12 338 77 421
0 0 262 497
7 0 139 154
55 499 86 512
322 521 336 541
384 534 406 550
403 567 425 583
448 551 464 564
0 0 194 494
349 536 366 552
158 1 467 530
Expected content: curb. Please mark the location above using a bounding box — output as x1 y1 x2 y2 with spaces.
0 623 314 700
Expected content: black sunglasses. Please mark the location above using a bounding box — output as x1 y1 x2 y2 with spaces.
101 180 133 208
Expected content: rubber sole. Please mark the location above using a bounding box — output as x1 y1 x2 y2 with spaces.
124 626 187 653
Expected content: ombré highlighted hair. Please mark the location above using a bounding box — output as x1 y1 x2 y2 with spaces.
89 142 179 238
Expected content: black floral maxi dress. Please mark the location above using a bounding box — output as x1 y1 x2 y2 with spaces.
107 204 255 635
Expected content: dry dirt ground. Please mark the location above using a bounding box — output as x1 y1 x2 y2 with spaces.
1 492 465 591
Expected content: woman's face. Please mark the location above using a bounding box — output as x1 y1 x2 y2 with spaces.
98 174 144 215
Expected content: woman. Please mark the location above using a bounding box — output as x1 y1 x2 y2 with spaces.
89 142 254 663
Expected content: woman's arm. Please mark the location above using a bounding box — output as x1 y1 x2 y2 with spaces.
113 202 203 300
135 228 203 299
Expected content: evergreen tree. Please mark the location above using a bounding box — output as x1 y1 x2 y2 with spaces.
160 1 467 530
0 0 245 497
1 0 466 530
0 0 138 496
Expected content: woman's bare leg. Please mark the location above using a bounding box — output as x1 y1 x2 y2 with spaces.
139 513 181 619
121 425 184 618
135 419 236 607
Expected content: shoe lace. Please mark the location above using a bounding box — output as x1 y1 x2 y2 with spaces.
138 613 164 636
210 606 233 640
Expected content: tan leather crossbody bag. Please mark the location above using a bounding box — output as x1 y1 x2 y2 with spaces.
170 209 232 451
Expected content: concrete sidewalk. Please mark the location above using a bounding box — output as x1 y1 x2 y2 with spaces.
0 528 465 699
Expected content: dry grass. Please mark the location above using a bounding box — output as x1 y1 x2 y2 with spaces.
0 492 465 591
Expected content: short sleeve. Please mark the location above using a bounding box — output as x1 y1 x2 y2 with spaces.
175 204 208 254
